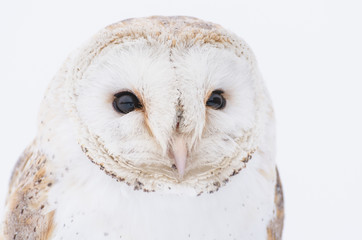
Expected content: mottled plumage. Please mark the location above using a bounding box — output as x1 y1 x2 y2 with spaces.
1 16 283 240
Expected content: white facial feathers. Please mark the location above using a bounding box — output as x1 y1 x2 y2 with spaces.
76 40 177 157
56 16 271 193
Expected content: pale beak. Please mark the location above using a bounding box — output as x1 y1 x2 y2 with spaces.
170 136 188 178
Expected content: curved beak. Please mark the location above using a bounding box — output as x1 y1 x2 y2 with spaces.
170 135 188 178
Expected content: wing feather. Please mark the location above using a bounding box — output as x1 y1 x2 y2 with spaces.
267 167 284 240
2 143 55 240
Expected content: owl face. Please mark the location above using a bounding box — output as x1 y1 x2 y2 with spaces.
64 17 268 194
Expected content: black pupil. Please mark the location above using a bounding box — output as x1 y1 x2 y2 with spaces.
113 92 141 114
206 91 226 110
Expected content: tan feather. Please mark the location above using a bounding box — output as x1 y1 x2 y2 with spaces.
2 143 55 240
267 168 284 240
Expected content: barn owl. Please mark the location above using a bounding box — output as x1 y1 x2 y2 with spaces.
0 16 283 240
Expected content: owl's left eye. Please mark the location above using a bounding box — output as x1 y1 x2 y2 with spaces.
112 91 142 114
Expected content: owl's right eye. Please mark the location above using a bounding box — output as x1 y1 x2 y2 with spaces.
206 90 226 110
112 91 142 114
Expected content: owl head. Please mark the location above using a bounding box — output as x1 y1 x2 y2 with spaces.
42 16 273 195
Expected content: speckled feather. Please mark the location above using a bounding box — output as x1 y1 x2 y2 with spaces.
2 143 55 239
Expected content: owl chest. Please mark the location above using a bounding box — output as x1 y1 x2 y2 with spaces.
49 162 275 240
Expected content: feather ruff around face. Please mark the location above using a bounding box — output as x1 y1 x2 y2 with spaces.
49 16 272 195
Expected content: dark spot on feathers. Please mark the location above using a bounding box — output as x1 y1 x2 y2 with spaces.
143 188 155 193
244 153 253 163
134 180 144 191
213 181 221 188
81 146 88 153
230 168 242 177
117 177 125 182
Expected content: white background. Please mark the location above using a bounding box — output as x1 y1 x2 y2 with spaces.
0 0 361 239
